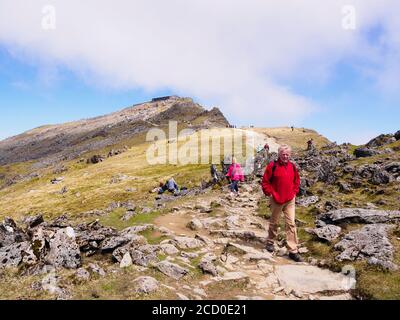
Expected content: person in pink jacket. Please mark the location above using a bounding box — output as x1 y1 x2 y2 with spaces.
225 157 245 194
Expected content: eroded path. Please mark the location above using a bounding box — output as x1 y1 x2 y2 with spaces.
152 182 354 300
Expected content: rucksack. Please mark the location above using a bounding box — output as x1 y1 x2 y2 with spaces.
269 161 298 184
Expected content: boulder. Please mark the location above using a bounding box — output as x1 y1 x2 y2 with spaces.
395 130 400 140
0 241 31 268
198 253 218 276
187 219 203 231
160 244 179 255
75 268 90 281
46 227 81 269
354 148 379 158
133 276 159 294
172 236 205 250
23 215 44 229
156 261 188 280
334 224 397 271
320 208 400 224
274 265 354 294
0 217 29 247
100 236 130 252
306 225 342 242
296 196 319 207
130 249 158 267
120 252 133 268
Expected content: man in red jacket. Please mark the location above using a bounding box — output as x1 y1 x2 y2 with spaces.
261 144 302 262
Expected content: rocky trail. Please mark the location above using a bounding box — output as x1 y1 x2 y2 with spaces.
0 180 355 300
149 182 355 300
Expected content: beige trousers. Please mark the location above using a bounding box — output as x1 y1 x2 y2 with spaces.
267 197 298 253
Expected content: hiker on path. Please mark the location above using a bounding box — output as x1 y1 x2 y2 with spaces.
210 164 219 184
226 157 245 195
158 177 180 195
261 144 302 262
307 138 315 151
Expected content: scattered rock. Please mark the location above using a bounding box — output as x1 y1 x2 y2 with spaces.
296 196 319 207
47 227 81 269
134 276 159 294
75 268 90 281
172 236 205 250
306 225 342 242
199 253 218 276
334 224 398 271
320 208 400 224
120 252 133 268
187 219 203 231
156 261 188 280
274 265 354 294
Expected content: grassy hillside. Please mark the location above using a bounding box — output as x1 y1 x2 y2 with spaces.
250 127 331 150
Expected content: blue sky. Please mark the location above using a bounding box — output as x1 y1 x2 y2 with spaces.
0 1 399 145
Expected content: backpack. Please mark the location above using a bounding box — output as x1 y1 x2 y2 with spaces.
269 161 298 184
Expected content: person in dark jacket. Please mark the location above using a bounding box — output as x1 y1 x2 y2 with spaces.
159 177 179 195
261 144 302 262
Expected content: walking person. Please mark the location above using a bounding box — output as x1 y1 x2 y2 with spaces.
261 144 303 262
226 157 244 195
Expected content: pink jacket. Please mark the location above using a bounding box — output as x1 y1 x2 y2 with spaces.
226 163 245 182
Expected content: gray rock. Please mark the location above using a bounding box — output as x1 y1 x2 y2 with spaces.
172 236 205 249
296 196 319 207
209 230 268 244
354 148 380 158
338 181 352 193
121 210 136 221
130 249 158 267
187 219 203 231
100 236 130 252
307 225 342 242
395 130 400 140
156 261 188 280
334 224 397 270
23 215 44 229
274 265 354 294
371 170 393 185
46 227 81 269
160 244 179 255
199 253 218 276
120 252 133 268
0 241 31 268
88 263 106 276
0 217 29 247
75 268 90 281
133 276 159 294
320 208 400 224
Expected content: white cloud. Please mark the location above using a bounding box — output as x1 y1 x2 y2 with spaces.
0 0 399 126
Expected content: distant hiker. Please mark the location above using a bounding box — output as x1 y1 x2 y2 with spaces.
261 144 302 262
158 177 179 195
226 157 245 194
307 138 314 151
210 164 219 183
264 143 270 153
291 126 294 132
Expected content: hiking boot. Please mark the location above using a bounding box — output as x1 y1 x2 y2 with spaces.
265 243 275 253
289 252 303 263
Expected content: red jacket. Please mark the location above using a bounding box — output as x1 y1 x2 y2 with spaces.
261 160 300 205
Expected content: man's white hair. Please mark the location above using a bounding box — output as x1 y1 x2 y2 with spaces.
278 144 292 154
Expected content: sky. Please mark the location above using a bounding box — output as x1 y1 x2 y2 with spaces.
0 0 399 145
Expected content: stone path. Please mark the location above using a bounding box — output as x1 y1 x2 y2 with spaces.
153 181 354 300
